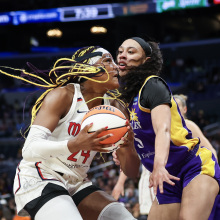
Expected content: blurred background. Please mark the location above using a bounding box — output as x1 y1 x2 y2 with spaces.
0 0 220 219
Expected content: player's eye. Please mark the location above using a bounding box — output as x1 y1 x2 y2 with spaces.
118 50 123 54
103 58 112 63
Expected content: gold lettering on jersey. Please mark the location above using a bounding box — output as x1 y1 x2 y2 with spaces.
129 108 138 121
129 108 142 130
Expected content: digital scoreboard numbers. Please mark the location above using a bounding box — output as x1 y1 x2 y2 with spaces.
61 4 114 22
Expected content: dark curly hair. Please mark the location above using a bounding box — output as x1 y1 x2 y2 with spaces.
118 41 163 104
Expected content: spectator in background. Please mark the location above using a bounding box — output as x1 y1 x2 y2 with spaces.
173 94 218 160
174 94 220 220
0 204 6 220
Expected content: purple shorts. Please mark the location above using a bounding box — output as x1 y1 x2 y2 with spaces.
156 145 220 204
208 195 220 220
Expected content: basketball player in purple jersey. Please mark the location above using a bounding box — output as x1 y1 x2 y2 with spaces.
115 37 220 220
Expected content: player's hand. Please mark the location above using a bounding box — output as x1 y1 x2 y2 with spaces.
67 123 113 153
118 119 134 149
112 151 121 165
149 165 180 196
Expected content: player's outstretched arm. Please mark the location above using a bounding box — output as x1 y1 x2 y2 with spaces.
150 104 180 195
111 171 127 200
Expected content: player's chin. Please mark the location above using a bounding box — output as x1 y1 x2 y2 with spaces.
119 69 127 77
109 81 120 90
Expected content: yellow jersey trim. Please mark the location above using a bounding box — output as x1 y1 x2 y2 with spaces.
138 75 158 113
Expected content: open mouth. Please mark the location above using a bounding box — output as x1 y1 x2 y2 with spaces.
118 62 127 70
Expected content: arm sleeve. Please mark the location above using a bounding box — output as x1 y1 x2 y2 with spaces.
22 125 71 161
140 77 172 110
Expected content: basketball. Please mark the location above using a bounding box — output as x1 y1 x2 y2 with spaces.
81 105 128 152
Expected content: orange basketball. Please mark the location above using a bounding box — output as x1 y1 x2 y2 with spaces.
81 105 128 152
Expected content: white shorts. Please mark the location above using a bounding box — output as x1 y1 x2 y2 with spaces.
14 161 92 216
138 166 155 215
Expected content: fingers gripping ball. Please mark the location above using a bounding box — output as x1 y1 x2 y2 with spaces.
81 105 128 152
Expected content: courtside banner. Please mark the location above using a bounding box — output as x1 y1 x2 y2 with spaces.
156 0 207 12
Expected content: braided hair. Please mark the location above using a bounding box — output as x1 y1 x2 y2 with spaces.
0 46 114 135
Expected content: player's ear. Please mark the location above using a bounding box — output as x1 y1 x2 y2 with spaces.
143 56 150 64
183 106 187 114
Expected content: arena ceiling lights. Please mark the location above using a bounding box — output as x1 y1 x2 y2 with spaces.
90 26 107 34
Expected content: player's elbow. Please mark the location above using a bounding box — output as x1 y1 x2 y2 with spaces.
22 142 46 161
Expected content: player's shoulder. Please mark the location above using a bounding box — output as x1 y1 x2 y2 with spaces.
44 84 75 107
185 119 196 126
146 76 168 87
48 84 74 99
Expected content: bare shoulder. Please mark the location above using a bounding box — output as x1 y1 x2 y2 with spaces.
185 119 203 135
39 84 75 119
185 119 198 128
44 84 74 105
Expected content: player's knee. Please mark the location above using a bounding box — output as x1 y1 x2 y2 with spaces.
98 202 137 220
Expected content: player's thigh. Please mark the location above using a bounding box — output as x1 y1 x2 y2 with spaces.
180 174 219 220
148 199 180 220
77 190 116 220
35 195 82 220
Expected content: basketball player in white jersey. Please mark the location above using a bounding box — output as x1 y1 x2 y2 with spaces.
1 46 140 220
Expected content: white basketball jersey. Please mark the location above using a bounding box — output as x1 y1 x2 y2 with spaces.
20 83 110 182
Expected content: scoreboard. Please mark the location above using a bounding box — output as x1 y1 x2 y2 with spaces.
0 0 217 26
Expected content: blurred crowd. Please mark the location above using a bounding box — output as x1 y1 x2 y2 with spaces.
165 57 220 93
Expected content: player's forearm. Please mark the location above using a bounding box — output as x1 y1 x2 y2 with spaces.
117 146 140 178
154 129 170 169
22 125 71 161
117 171 128 185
